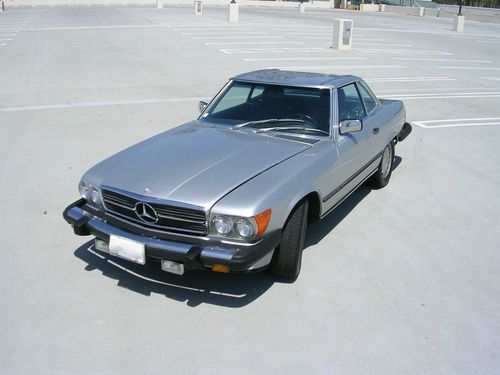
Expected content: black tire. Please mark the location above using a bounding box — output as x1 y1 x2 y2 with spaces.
271 200 309 279
367 141 395 189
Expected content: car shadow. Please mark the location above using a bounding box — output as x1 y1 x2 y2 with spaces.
73 156 403 307
74 241 275 308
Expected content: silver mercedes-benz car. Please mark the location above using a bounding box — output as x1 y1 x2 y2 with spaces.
64 69 411 280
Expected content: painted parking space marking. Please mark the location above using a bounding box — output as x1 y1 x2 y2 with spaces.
354 43 413 47
392 58 492 63
383 92 500 100
195 36 284 40
182 32 268 35
219 47 331 54
413 118 500 129
206 41 305 46
358 48 453 56
434 66 500 71
481 77 500 81
0 96 209 112
244 56 366 62
270 65 405 70
365 77 456 83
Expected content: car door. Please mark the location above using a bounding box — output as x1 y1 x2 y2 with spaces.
321 82 380 213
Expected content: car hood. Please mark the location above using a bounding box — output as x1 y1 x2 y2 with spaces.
87 121 310 209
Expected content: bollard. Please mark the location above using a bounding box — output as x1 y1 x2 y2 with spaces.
194 0 203 15
454 15 465 32
332 19 353 51
298 2 306 13
379 4 385 11
228 1 239 23
157 0 163 9
437 7 440 17
418 7 424 16
1 1 4 12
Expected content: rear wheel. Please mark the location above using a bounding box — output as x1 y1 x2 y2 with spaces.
367 141 395 189
271 200 309 280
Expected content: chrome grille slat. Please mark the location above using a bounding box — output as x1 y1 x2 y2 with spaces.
101 189 208 236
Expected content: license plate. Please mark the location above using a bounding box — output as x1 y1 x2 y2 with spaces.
109 235 146 265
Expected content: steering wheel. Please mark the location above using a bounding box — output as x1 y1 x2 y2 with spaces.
287 113 319 128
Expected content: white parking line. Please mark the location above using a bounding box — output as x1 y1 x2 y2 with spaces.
195 36 284 40
0 97 210 112
206 41 304 46
220 47 330 54
413 118 500 129
271 65 405 70
182 32 267 35
244 57 366 62
355 43 413 47
383 92 500 100
433 66 500 71
477 40 500 44
271 27 330 30
0 38 12 41
359 48 453 56
174 28 256 31
366 77 455 83
392 58 492 63
481 77 500 81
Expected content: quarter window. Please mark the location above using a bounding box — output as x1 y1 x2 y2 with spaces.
357 81 377 114
338 83 366 121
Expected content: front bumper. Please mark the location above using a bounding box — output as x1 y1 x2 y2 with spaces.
63 199 281 273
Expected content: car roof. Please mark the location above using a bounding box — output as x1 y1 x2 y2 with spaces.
232 69 360 89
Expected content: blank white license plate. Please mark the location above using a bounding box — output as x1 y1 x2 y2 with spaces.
109 235 146 265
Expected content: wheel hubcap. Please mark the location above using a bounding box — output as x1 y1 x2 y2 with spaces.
381 144 393 178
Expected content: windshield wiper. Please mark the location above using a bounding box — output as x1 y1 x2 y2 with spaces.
256 126 330 136
233 118 304 129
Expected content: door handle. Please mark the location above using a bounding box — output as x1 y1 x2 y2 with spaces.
372 127 380 135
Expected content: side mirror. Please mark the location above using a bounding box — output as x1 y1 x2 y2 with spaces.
339 119 362 134
199 101 208 113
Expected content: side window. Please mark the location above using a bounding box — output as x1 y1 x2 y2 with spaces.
211 83 252 114
357 81 377 114
338 83 366 121
250 85 265 100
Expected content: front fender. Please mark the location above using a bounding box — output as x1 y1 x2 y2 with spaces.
210 147 327 233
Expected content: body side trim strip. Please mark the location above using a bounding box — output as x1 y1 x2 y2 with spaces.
322 150 383 203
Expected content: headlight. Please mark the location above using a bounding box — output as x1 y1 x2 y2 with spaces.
234 218 256 238
213 215 232 235
89 186 102 205
79 181 90 200
79 181 102 206
210 209 271 239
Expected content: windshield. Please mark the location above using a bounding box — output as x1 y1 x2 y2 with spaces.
200 81 331 135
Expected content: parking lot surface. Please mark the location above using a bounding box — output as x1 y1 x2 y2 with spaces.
1 5 499 374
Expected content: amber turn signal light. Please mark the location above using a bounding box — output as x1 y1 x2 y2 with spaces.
254 208 272 237
212 264 230 273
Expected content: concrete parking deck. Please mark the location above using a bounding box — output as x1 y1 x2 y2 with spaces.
1 5 499 374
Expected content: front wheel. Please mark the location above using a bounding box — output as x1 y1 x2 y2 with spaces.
367 141 395 189
270 200 309 280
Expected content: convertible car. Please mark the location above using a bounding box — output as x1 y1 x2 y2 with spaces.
64 69 411 279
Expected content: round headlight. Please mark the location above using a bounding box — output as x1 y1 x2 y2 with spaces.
234 218 256 238
89 186 102 205
213 216 232 235
79 181 90 200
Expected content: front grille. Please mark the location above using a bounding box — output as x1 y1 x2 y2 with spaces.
101 188 207 236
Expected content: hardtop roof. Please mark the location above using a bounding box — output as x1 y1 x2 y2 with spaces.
232 69 360 89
